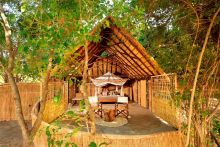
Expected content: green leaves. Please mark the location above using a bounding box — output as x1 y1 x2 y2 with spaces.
23 46 29 53
89 141 108 147
89 142 97 147
98 142 108 147
46 124 79 147
46 126 53 147
65 142 77 147
55 140 64 147
53 89 62 104
53 95 61 104
46 126 51 137
66 110 76 118
79 100 86 112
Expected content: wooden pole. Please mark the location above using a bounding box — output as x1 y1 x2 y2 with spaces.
137 80 139 104
116 86 118 92
120 86 123 96
94 86 96 96
40 82 43 100
73 79 76 98
148 79 152 111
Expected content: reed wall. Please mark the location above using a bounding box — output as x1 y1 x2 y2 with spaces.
150 74 180 129
0 82 68 121
33 121 182 147
0 83 40 121
152 97 180 128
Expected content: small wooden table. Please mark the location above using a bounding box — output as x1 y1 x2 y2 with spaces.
98 96 119 118
98 96 118 103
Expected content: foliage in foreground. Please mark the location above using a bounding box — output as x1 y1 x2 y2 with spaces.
0 0 219 146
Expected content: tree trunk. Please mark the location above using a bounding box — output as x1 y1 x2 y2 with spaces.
3 72 9 83
78 0 96 134
82 39 96 134
7 71 31 143
30 50 53 139
0 6 31 145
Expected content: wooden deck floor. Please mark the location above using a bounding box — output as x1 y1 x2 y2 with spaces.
92 102 176 136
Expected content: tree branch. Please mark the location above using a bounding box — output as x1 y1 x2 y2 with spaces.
210 131 220 146
206 101 220 122
0 60 4 70
0 5 14 71
185 6 220 147
30 49 54 139
181 0 200 83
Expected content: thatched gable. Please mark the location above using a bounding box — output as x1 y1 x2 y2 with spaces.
72 16 165 80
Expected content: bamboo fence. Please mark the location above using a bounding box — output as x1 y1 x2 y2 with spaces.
0 82 68 121
150 73 180 129
0 83 40 121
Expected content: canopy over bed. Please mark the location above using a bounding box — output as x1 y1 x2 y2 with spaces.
91 72 128 87
91 72 128 96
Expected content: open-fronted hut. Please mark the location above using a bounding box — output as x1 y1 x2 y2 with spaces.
69 16 166 108
66 16 180 128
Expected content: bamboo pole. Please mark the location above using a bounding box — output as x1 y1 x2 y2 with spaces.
148 79 152 111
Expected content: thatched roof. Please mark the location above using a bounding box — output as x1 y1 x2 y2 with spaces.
72 16 165 80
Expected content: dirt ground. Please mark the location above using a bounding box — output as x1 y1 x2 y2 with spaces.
0 121 23 147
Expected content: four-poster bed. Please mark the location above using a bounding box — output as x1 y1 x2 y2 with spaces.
89 72 129 119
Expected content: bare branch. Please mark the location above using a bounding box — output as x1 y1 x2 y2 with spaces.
0 6 12 46
0 60 4 70
181 0 200 80
185 6 220 147
206 101 220 122
206 64 220 122
210 131 220 146
0 5 14 72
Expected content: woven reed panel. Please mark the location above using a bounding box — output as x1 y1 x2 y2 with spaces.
0 83 40 121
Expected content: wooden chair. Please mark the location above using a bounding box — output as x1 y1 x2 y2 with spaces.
115 96 129 119
72 93 84 105
88 96 102 117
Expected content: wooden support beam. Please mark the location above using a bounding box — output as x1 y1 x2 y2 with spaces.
77 43 97 61
111 35 154 76
109 36 151 77
148 79 152 111
109 45 148 77
106 48 136 78
111 26 164 75
107 47 142 78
